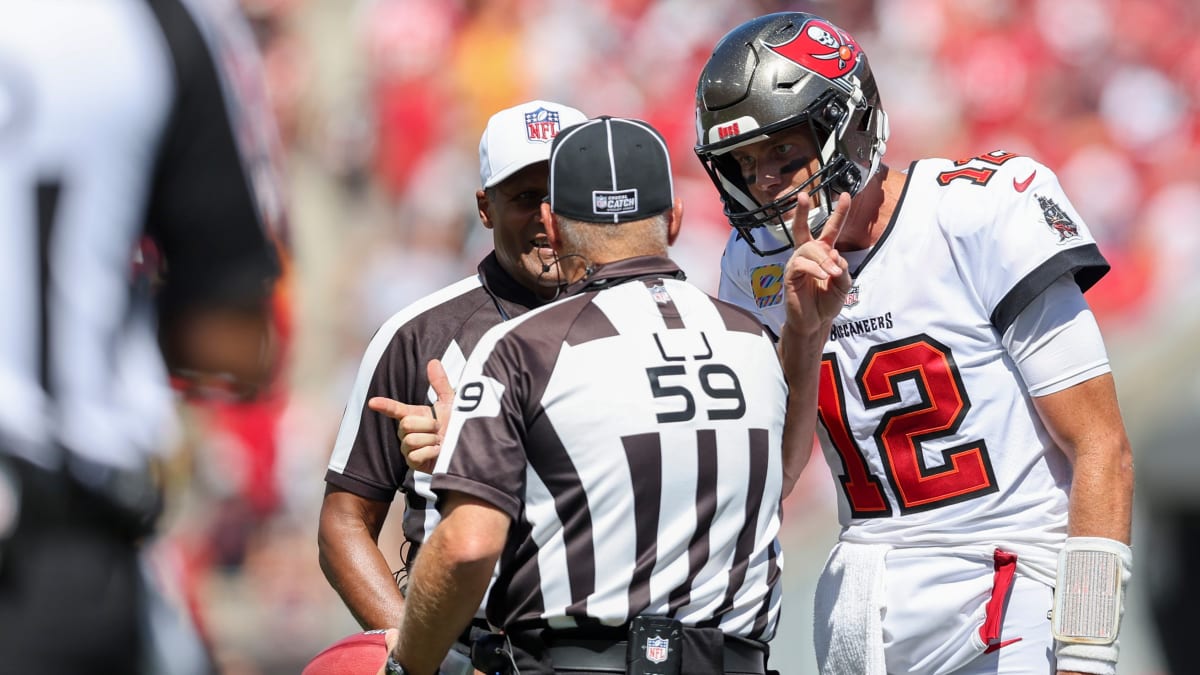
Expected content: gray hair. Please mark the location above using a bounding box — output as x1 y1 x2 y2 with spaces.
555 211 670 259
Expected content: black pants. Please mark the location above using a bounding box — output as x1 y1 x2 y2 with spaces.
0 458 143 675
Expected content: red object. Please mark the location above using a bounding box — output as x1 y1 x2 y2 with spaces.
765 17 862 81
302 630 392 675
979 548 1022 653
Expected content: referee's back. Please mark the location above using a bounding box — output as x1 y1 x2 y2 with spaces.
438 263 787 641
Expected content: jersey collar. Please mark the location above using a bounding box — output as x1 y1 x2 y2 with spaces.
477 252 546 314
566 255 687 295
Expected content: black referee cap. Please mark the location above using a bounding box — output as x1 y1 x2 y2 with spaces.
548 116 674 224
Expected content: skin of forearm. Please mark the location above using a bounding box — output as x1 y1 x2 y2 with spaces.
1033 374 1135 544
780 377 818 498
395 505 501 675
396 545 490 675
778 323 833 497
318 502 406 629
1065 437 1134 543
1034 377 1134 675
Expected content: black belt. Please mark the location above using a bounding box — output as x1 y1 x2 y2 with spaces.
456 617 493 647
545 637 766 674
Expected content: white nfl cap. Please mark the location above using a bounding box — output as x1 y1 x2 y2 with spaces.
479 100 587 188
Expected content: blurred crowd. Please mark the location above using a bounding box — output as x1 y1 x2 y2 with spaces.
153 0 1197 672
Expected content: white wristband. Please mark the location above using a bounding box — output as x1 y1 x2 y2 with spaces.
1056 643 1118 675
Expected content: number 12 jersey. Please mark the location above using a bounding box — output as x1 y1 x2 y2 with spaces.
720 153 1110 574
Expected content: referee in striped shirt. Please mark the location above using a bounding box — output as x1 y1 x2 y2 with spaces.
0 1 281 672
387 117 788 675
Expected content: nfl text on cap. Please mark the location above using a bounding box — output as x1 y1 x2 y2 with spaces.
547 116 674 224
479 100 588 188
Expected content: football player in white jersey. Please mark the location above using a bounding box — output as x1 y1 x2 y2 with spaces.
695 12 1133 675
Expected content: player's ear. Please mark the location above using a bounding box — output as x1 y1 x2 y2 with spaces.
477 189 494 230
543 202 563 251
666 197 684 246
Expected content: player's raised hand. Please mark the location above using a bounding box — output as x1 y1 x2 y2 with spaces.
366 360 455 474
782 192 852 334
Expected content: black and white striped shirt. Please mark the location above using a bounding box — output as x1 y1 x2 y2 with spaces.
0 0 280 472
325 253 546 550
433 256 786 641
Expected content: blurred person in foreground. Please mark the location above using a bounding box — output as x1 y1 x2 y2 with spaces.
385 115 787 675
0 0 283 672
318 99 586 673
694 12 1134 675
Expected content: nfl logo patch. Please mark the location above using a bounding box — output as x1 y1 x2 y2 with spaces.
649 284 672 305
524 107 561 143
645 635 670 664
844 284 860 308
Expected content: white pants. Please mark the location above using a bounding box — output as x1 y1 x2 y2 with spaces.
814 542 1056 675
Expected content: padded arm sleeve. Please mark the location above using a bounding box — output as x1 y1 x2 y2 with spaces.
1000 274 1110 397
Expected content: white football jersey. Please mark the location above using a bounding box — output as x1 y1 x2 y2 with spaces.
719 153 1109 570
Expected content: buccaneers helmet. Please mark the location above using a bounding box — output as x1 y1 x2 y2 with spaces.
695 13 889 255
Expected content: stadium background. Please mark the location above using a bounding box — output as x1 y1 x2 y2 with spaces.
157 0 1197 672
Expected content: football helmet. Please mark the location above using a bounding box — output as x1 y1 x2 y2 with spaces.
695 12 889 255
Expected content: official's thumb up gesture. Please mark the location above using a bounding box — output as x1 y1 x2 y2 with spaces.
368 359 455 474
783 192 852 335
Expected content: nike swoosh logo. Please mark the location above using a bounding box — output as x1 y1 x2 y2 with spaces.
984 637 1023 654
1013 171 1036 193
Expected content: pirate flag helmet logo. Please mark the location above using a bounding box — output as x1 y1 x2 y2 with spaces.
764 18 862 81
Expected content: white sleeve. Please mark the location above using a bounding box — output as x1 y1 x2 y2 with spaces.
1001 274 1110 397
941 156 1108 334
